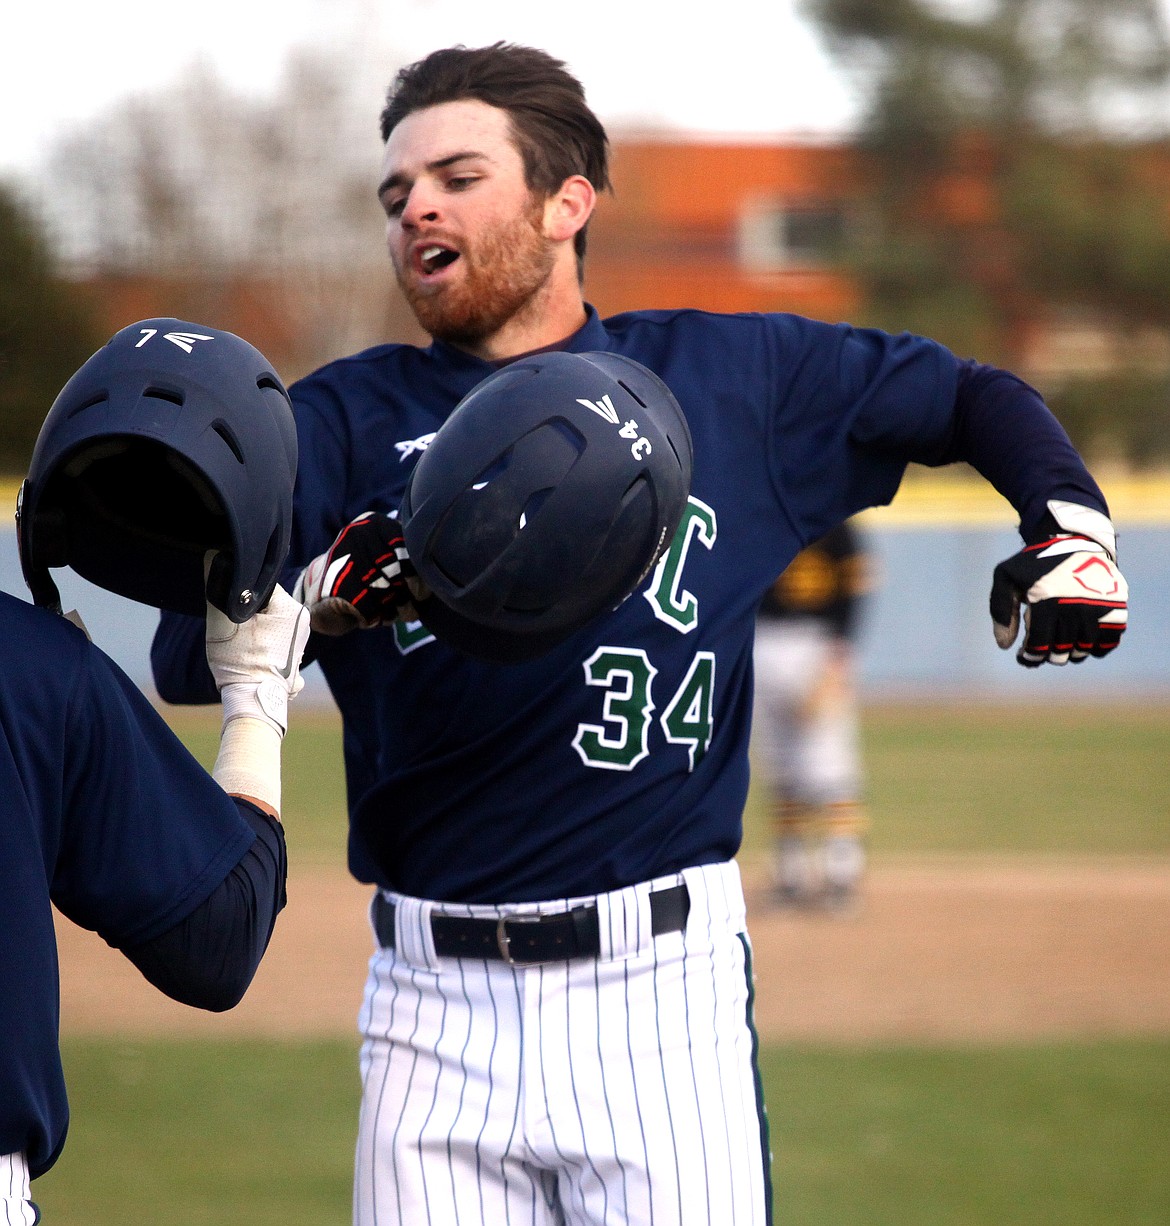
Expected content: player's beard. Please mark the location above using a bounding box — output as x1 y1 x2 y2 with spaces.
396 196 557 348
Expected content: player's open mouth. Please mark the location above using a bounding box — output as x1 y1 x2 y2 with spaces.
417 244 460 276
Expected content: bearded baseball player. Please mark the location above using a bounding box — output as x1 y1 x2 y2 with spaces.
152 43 1128 1225
3 322 310 1222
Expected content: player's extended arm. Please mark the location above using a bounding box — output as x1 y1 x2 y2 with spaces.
121 586 310 1011
942 362 1129 668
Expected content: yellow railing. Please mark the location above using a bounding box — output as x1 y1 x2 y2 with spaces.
0 480 20 521
4 473 1168 530
861 471 1170 527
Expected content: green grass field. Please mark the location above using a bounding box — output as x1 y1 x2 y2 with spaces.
30 701 1169 1223
170 699 1170 867
34 1037 1170 1225
860 703 1170 855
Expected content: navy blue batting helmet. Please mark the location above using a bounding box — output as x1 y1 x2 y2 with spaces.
18 318 297 623
400 350 693 663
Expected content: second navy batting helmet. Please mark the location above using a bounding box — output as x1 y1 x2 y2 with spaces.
400 350 693 663
18 318 297 623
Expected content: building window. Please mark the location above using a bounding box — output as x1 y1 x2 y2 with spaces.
738 200 850 270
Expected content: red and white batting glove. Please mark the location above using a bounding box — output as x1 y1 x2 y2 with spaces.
292 511 420 635
989 500 1128 667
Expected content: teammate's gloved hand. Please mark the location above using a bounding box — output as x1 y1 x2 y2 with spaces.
206 584 311 735
293 511 421 635
989 502 1127 667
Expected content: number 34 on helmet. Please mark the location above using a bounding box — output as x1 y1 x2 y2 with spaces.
400 350 694 663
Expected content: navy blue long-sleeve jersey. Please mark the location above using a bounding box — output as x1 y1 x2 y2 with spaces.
1 592 285 1180
153 306 1104 905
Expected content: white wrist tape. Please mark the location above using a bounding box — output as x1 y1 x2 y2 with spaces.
220 679 290 736
213 714 283 814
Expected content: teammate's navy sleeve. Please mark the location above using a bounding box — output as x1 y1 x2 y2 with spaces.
756 316 960 541
122 800 287 1011
54 645 257 947
757 316 1107 545
151 609 218 704
0 596 269 1178
941 360 1109 540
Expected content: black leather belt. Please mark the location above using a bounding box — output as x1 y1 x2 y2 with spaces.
373 883 689 966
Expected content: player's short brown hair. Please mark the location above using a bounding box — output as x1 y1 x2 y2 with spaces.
379 43 611 274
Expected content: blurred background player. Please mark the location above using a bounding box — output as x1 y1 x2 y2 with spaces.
2 320 309 1223
753 518 873 912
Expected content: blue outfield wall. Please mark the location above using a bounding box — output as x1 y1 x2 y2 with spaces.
856 522 1169 699
0 521 1165 704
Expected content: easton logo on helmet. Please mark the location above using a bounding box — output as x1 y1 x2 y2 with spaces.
134 328 215 353
577 393 618 423
578 393 654 460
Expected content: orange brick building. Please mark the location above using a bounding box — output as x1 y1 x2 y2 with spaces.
69 134 1170 385
586 138 861 322
73 138 865 382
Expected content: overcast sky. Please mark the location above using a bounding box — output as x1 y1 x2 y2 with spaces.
0 0 860 178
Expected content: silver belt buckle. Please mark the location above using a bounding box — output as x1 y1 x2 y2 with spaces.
495 913 545 965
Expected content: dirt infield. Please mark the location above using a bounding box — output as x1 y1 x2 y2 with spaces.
55 856 1170 1043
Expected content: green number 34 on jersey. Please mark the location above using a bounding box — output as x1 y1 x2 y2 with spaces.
573 497 717 772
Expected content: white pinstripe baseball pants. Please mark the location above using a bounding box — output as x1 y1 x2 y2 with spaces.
0 1152 37 1224
353 860 772 1225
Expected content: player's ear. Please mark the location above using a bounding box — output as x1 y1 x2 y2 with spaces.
543 175 595 243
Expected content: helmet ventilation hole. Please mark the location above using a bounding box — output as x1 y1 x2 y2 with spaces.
66 393 109 419
212 420 245 463
617 379 647 408
144 386 185 407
